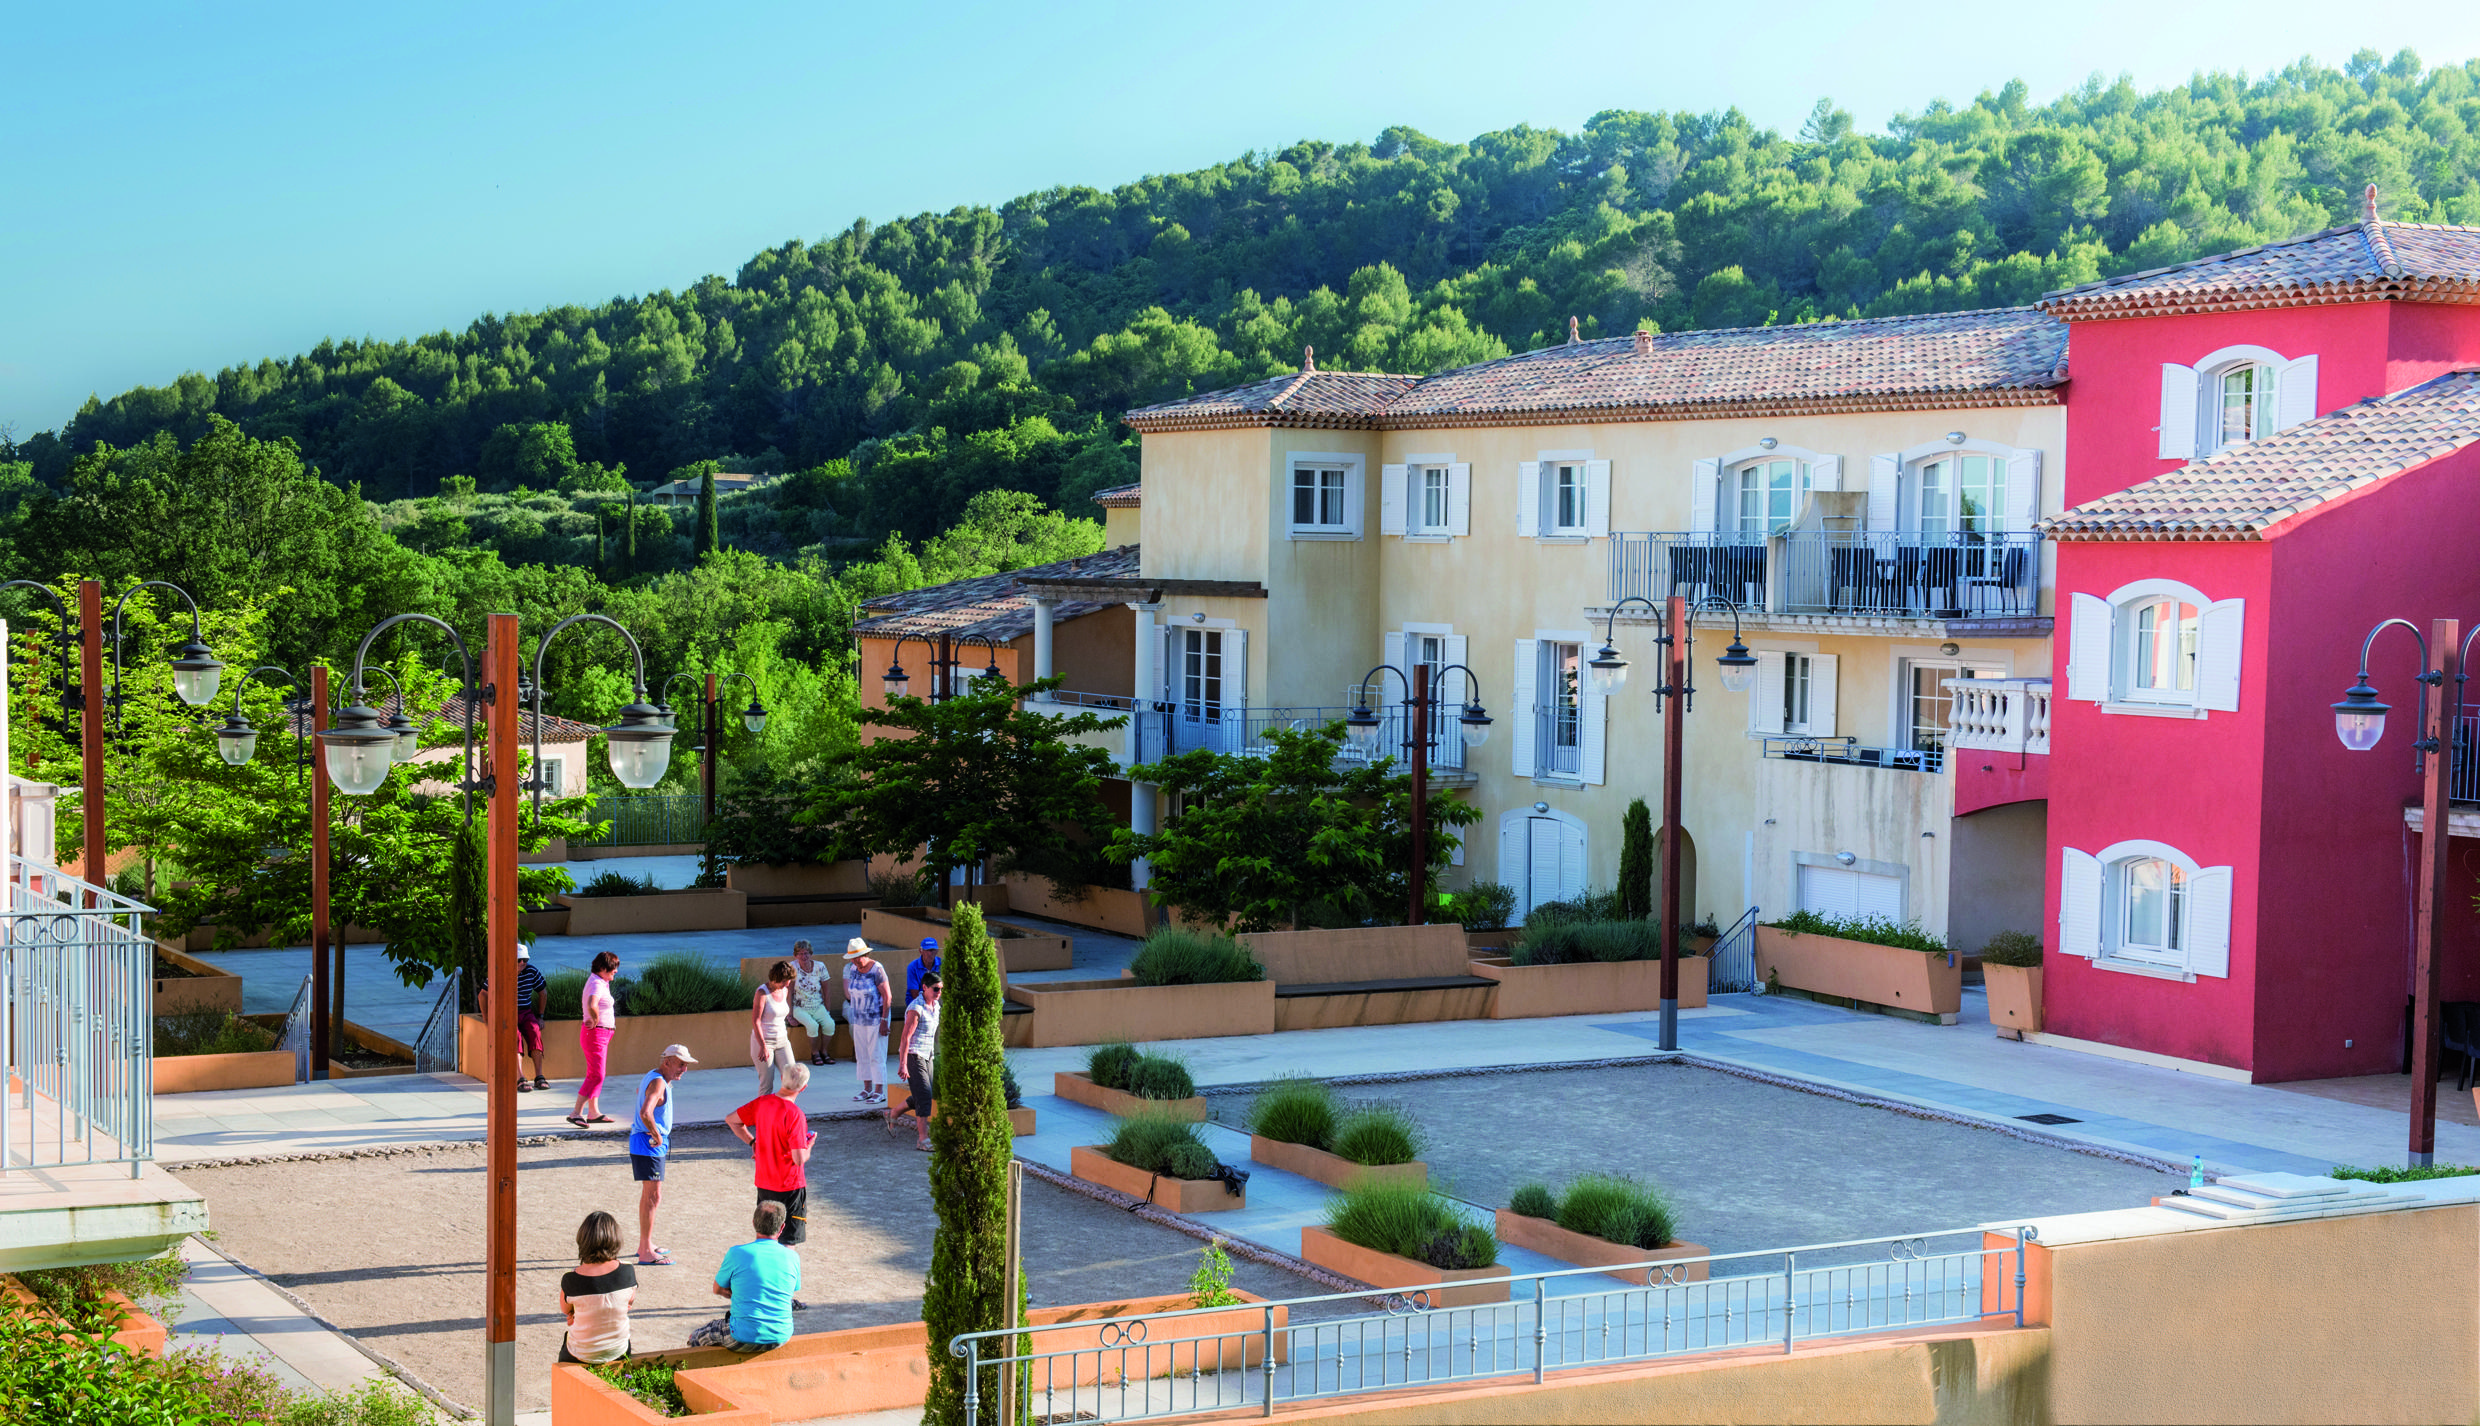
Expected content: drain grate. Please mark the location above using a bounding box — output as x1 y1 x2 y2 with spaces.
2017 1112 2082 1125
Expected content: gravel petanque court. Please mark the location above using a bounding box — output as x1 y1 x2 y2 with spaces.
181 1117 1331 1414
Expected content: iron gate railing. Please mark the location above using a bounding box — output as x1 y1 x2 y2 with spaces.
574 794 708 847
1706 907 1760 993
949 1227 2034 1425
415 970 462 1076
1 853 155 1176
276 975 314 1084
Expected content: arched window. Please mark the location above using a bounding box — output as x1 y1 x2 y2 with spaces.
2122 593 2200 703
2060 838 2233 980
1914 452 2006 535
2115 855 2187 963
2204 359 2278 453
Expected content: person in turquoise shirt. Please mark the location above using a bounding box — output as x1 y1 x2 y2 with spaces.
688 1202 803 1353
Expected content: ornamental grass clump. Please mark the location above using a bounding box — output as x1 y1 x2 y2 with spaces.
573 869 660 898
541 967 588 1019
152 1010 277 1058
1512 918 1665 966
1085 1041 1195 1099
1128 926 1266 986
618 949 744 1016
1323 1180 1497 1270
1507 1182 1558 1220
1244 1075 1338 1148
1551 1173 1678 1250
1328 1104 1424 1166
1085 1041 1140 1090
1101 1110 1214 1175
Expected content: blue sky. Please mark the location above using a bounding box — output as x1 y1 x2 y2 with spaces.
7 0 2480 434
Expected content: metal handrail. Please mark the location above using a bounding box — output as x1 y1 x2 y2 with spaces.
1707 906 1761 993
277 975 315 1084
1761 735 1944 774
414 969 462 1076
948 1225 2034 1425
1 852 155 1177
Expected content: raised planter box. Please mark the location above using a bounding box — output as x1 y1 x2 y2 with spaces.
863 905 1071 972
1986 963 2043 1037
1009 1106 1036 1136
464 1007 754 1081
558 888 748 936
1069 1144 1246 1213
1493 1210 1712 1285
1249 1134 1425 1190
327 1019 421 1079
1053 1071 1207 1122
1004 978 1275 1048
151 945 243 1016
520 907 570 937
1463 928 1518 952
999 874 1153 937
153 1047 294 1094
727 861 871 897
1755 926 1961 1022
1297 1225 1510 1307
2 1277 170 1357
1469 953 1708 1018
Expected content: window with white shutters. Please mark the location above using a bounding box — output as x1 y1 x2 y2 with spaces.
1396 458 1470 539
2159 346 2320 461
2070 578 2244 714
1526 453 1605 539
2059 839 2234 979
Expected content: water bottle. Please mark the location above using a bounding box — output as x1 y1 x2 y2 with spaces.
2190 1153 2205 1189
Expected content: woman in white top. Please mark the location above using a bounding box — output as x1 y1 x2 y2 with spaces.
750 960 795 1094
558 1211 637 1364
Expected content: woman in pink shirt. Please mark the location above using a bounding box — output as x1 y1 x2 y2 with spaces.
571 951 621 1127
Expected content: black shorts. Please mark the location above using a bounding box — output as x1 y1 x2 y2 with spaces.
907 1054 935 1119
630 1153 666 1182
757 1184 809 1246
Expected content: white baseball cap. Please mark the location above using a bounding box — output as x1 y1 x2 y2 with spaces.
660 1043 699 1064
514 945 530 960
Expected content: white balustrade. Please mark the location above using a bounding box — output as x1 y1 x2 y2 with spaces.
1945 678 2050 756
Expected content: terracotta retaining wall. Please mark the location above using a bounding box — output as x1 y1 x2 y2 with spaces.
999 875 1154 937
1297 1226 1511 1307
1053 1071 1207 1121
328 1019 420 1080
725 861 871 897
1069 1144 1247 1212
1 1277 169 1357
1275 982 1495 1032
1004 978 1275 1048
150 945 243 1016
152 1047 294 1095
1754 927 1961 1021
1470 953 1708 1018
1249 1134 1426 1191
1494 1210 1712 1284
462 1007 768 1081
861 905 1073 972
558 888 747 936
1242 923 1474 984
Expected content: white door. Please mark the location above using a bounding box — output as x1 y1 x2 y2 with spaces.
1514 814 1587 920
1796 864 1902 923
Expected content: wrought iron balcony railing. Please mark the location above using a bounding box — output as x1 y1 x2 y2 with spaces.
1610 531 2043 620
1760 735 1945 775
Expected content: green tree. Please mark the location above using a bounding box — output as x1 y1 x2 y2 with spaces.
920 901 1012 1425
696 466 719 555
1111 722 1476 931
1618 798 1654 921
623 485 639 576
811 675 1122 899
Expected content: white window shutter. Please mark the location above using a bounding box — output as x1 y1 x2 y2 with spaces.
1344 464 1366 537
2059 848 2102 959
1690 459 1719 533
2188 866 2233 978
1382 632 1406 702
1559 819 1589 901
2066 592 2112 703
1810 454 1842 492
1159 624 1177 702
2159 364 2198 460
1448 463 1471 536
1750 651 1786 734
1580 686 1608 785
1449 828 1464 867
2278 355 2319 431
1498 813 1525 900
1584 459 1611 537
1867 455 1900 531
2196 598 2245 712
1806 654 1838 736
2004 450 2041 533
1515 462 1540 538
1509 640 1538 777
1380 464 1407 536
1441 634 1468 705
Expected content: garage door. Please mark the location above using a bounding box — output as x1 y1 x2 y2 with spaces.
1796 864 1902 923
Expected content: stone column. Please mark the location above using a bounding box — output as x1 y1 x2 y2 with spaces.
1030 594 1057 699
1128 602 1160 891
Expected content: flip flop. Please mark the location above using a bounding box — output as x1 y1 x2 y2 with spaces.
587 1115 616 1124
637 1249 673 1266
565 1116 589 1128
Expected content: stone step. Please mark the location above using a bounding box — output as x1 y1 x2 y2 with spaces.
2217 1172 2356 1200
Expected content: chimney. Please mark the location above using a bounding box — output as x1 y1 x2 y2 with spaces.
1302 345 1316 373
2365 183 2381 224
1567 316 1581 345
1632 327 1654 357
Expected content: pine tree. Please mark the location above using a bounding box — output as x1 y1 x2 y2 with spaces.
695 467 718 556
1618 797 1653 921
921 901 1013 1424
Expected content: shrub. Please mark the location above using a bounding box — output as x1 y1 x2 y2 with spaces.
1084 1041 1139 1090
1980 930 2043 967
1763 910 1949 955
1189 1239 1241 1309
1324 1180 1497 1270
1508 1182 1559 1220
871 867 929 907
571 870 659 898
1124 1052 1197 1101
618 950 744 1016
1001 1059 1023 1109
19 1253 187 1324
1245 1075 1337 1148
1553 1173 1677 1249
1101 1111 1210 1174
1524 887 1621 926
1617 799 1654 920
1128 927 1266 986
541 967 589 1020
1513 918 1663 966
1328 1104 1424 1166
153 1010 277 1058
1443 881 1518 931
2332 1162 2480 1182
1163 1139 1220 1180
590 1358 686 1416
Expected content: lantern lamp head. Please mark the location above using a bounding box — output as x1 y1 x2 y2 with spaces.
1586 643 1629 697
214 712 259 766
882 661 910 697
742 699 769 734
1343 701 1382 752
1716 638 1758 695
168 639 225 707
1458 700 1494 748
2332 678 2389 752
318 704 399 796
603 702 676 789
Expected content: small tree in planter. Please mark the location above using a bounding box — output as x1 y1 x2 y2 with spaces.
923 902 1012 1425
1981 929 2044 1034
1617 799 1654 921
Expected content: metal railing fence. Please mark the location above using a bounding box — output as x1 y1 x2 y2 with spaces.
949 1227 2034 1425
1761 735 1945 775
574 794 708 847
1611 531 2042 619
1167 705 1464 771
277 975 315 1084
415 970 462 1076
1608 532 1770 608
1 853 156 1176
1706 907 1761 993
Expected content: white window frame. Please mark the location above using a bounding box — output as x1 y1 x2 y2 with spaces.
1523 449 1608 542
1390 452 1469 541
2158 345 2320 460
1516 627 1604 785
1286 451 1364 540
537 753 568 795
2060 838 2233 981
1700 443 1840 537
1732 456 1814 535
1893 653 2010 756
2099 839 2200 975
2070 578 2243 718
1877 436 2040 534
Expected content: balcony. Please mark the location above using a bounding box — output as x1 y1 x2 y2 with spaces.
1165 703 1467 771
1945 678 2051 816
1608 531 2045 630
1759 735 1944 774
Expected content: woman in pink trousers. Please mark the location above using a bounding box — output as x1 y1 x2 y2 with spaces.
570 951 621 1127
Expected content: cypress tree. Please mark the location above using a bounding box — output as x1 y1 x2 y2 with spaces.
1618 797 1654 921
695 467 719 555
623 486 638 576
922 902 1013 1424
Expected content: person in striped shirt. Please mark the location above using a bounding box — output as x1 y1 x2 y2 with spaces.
514 944 549 1092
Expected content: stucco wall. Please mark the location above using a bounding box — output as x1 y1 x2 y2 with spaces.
1949 800 2048 960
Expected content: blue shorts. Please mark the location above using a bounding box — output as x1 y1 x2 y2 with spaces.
631 1153 666 1182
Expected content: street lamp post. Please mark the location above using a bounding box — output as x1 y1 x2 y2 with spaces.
2333 616 2461 1167
657 670 768 823
1345 663 1492 926
1586 593 1757 1052
881 631 1003 704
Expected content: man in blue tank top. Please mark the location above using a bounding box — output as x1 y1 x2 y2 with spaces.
627 1044 696 1265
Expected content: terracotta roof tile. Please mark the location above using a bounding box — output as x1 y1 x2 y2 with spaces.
852 545 1141 642
1091 482 1141 508
2039 219 2480 319
2043 370 2480 541
1124 309 2065 432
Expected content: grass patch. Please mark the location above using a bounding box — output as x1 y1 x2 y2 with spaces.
1328 1104 1424 1166
1762 910 1949 955
1979 930 2042 967
1100 1111 1215 1176
1244 1075 1337 1148
1549 1173 1678 1249
1084 1042 1194 1100
1128 927 1266 986
152 1010 277 1058
1507 1182 1557 1220
617 950 745 1016
2331 1163 2480 1183
1323 1180 1497 1270
590 1358 687 1416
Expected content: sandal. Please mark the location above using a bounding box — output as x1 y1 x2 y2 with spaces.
565 1116 589 1128
637 1249 674 1266
915 1140 931 1152
587 1115 615 1124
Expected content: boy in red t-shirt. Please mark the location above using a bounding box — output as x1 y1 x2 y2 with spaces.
726 1060 815 1246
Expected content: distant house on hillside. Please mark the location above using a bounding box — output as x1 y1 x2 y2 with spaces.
645 471 768 506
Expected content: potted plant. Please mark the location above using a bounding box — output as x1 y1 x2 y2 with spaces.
1299 1181 1508 1306
1242 1076 1427 1190
1068 1111 1249 1212
1009 929 1275 1047
1981 930 2043 1037
1054 1041 1208 1120
1003 1060 1034 1136
1754 912 1962 1022
1496 1175 1710 1283
150 1010 294 1093
1471 907 1714 1018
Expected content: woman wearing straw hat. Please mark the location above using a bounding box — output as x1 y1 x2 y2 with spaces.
841 938 892 1104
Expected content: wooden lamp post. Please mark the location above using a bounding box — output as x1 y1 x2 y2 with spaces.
1346 661 1492 926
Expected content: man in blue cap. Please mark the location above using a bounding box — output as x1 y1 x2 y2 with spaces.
906 937 941 1011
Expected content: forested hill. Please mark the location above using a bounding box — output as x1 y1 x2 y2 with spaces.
17 49 2480 543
